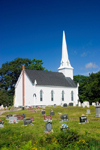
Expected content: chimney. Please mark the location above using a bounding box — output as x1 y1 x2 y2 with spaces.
22 65 25 106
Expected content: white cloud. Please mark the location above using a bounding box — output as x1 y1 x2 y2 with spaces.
85 62 98 69
81 52 87 57
81 51 90 57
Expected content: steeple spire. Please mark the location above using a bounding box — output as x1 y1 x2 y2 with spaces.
60 30 71 68
58 31 73 79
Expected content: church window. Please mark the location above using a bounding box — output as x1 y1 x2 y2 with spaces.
40 90 43 101
71 91 74 101
62 91 64 101
51 90 54 101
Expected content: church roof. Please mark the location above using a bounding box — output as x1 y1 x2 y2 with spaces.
25 69 77 87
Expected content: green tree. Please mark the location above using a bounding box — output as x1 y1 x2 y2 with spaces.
0 58 46 105
74 75 89 102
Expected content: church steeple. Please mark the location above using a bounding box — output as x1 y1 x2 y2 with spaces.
58 31 73 79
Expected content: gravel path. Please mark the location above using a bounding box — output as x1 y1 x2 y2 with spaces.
0 108 22 116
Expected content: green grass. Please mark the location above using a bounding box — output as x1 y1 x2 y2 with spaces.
0 106 100 149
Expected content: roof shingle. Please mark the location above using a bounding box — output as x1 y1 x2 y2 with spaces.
25 69 77 87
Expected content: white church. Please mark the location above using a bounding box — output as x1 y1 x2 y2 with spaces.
14 31 79 107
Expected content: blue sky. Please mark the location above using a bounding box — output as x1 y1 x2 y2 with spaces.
0 0 100 76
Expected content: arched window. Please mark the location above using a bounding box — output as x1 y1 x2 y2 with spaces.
62 91 64 101
51 90 54 101
40 90 43 101
71 91 74 101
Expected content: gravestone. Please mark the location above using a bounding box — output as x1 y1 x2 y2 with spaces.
96 101 99 106
95 106 100 117
73 101 76 106
69 103 73 106
42 106 45 109
78 101 81 107
79 115 87 124
6 114 13 120
45 122 52 132
29 117 34 122
22 114 25 118
37 106 40 109
22 107 24 110
23 118 32 126
0 120 4 128
44 115 52 121
1 105 4 110
42 111 45 115
83 101 89 107
28 106 33 110
50 111 55 115
86 109 91 114
54 104 56 107
60 114 68 122
82 103 85 108
92 102 96 106
63 103 67 107
14 115 24 120
9 117 17 123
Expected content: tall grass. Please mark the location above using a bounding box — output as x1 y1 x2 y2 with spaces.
0 106 100 149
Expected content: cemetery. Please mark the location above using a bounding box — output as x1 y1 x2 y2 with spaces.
0 105 100 149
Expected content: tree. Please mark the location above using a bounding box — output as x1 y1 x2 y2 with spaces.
0 58 46 105
74 72 100 104
73 75 89 102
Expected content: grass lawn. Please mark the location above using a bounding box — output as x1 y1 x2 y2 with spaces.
0 106 100 149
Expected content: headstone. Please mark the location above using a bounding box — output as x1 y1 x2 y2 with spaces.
63 103 67 107
82 103 85 108
50 110 55 115
0 120 4 128
60 114 68 122
79 115 87 124
1 105 4 110
73 101 76 106
95 106 100 117
83 101 89 107
37 106 40 109
54 104 56 107
42 106 45 109
23 118 32 126
45 122 52 132
78 101 81 107
86 109 91 114
87 104 90 108
9 117 17 123
92 102 96 106
44 115 52 121
96 101 99 106
42 111 45 115
28 106 33 110
22 114 25 118
6 114 13 120
14 115 24 120
61 124 69 131
5 106 7 109
29 117 34 122
22 107 24 110
69 103 73 106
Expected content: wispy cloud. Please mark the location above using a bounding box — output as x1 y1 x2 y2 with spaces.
81 51 90 57
85 62 98 69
